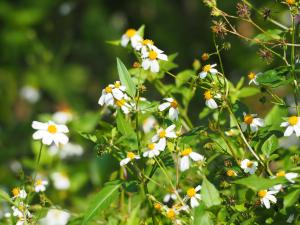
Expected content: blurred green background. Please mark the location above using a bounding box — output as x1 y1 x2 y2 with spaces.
0 0 292 218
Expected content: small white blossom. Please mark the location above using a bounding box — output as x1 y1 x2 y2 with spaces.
240 159 258 174
163 189 181 203
180 148 204 172
258 189 277 209
34 179 48 193
40 209 70 225
199 64 218 79
49 142 84 159
142 116 157 133
121 28 142 48
248 72 260 85
151 124 177 151
120 152 140 166
143 143 162 158
240 113 264 132
185 185 202 208
98 81 126 106
275 171 298 183
135 39 155 52
20 85 40 103
281 116 300 137
159 98 179 120
203 90 220 109
11 188 27 199
51 172 70 190
141 46 168 73
52 109 73 124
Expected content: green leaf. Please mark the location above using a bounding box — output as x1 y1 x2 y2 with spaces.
175 70 194 87
201 177 221 208
264 105 288 129
262 135 278 157
256 69 291 88
82 181 122 225
284 189 300 209
125 204 140 225
236 87 260 98
116 110 135 136
137 25 145 37
193 203 213 225
253 29 282 43
116 58 136 97
0 189 13 204
233 175 285 191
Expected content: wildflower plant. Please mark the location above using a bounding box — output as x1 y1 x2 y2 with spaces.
1 0 300 224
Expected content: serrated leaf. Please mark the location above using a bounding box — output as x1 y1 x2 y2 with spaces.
262 135 278 157
116 110 135 136
117 58 136 97
175 70 194 87
193 203 213 225
82 181 122 225
284 189 300 209
201 177 221 208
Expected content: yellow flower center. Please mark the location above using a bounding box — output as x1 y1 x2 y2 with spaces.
148 143 155 150
187 188 196 197
258 190 267 198
170 100 178 108
204 90 213 100
12 188 20 197
276 171 286 177
286 0 295 5
105 86 112 93
248 72 256 80
148 50 158 60
35 179 43 186
125 29 136 38
154 203 161 210
142 39 154 45
127 152 135 159
166 209 176 219
226 170 236 177
203 64 211 72
159 130 166 138
181 148 192 156
246 161 253 168
114 81 121 88
244 115 253 125
47 125 57 134
115 99 126 107
288 116 298 126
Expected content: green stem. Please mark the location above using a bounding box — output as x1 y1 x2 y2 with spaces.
291 15 299 115
33 141 43 181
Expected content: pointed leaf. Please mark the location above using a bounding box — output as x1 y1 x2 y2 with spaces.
201 177 221 208
117 58 136 97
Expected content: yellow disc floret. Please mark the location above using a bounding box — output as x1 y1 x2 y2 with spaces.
258 190 267 198
286 0 295 5
47 125 57 134
159 130 166 138
247 161 253 168
187 188 196 197
142 39 154 45
248 72 256 80
203 64 211 72
154 203 161 210
204 90 213 100
12 187 20 197
148 143 155 150
181 148 192 156
125 29 136 37
114 81 121 88
127 152 135 159
226 170 236 177
288 116 298 126
148 50 158 60
105 86 112 93
115 99 126 107
244 114 254 125
170 100 178 108
166 209 176 219
276 171 286 177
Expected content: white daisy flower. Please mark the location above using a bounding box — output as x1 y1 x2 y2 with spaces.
180 148 204 172
51 172 70 190
20 85 40 104
199 64 218 79
120 152 140 166
163 189 181 203
276 170 298 183
159 98 179 120
135 39 155 52
98 81 126 106
280 116 300 137
16 218 25 225
203 90 219 109
40 209 70 225
49 142 84 159
32 121 69 146
269 184 283 193
240 113 264 132
240 159 258 174
34 179 48 193
165 207 179 220
12 202 31 218
258 189 277 209
248 72 260 85
52 109 73 124
151 124 177 151
141 46 168 73
143 143 162 158
114 96 132 114
142 116 157 133
121 28 142 48
11 188 27 199
11 206 23 218
186 185 202 208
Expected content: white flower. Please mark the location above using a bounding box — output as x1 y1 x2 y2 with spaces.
186 185 202 208
114 96 132 114
180 148 204 172
32 121 69 146
276 171 298 183
121 28 142 48
16 218 25 225
40 209 70 225
287 214 295 223
165 207 179 220
98 81 126 106
151 124 177 151
163 189 181 203
52 110 73 124
143 143 162 158
240 113 264 132
120 152 140 166
258 189 277 209
141 46 168 73
248 72 260 85
135 39 155 52
11 202 31 218
49 142 84 159
203 90 219 109
280 116 300 137
12 206 23 218
269 184 282 193
34 179 48 193
11 188 27 199
240 159 258 174
20 85 40 103
142 116 157 133
199 64 218 79
159 98 179 120
51 172 70 190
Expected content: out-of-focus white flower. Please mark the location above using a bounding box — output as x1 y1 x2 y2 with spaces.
225 129 238 136
40 209 70 225
276 170 298 183
258 189 277 209
180 148 204 172
11 188 27 199
34 179 48 193
142 116 157 133
32 121 69 146
120 152 140 166
159 98 179 121
203 90 219 109
121 28 142 48
240 113 264 132
135 39 155 52
199 64 218 79
163 189 181 203
52 110 73 124
143 143 162 158
51 172 70 190
269 184 283 193
240 159 258 174
98 81 126 106
48 143 84 159
281 116 300 137
248 72 260 85
141 46 168 73
11 202 31 218
9 160 22 173
151 124 177 151
186 185 202 208
287 214 295 223
20 85 40 104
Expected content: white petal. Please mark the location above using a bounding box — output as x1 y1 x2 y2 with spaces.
206 99 218 109
284 126 294 136
42 134 53 146
169 107 178 120
189 152 204 161
142 59 151 70
286 173 298 183
280 122 289 127
121 36 129 47
120 158 131 166
54 133 69 145
150 60 159 73
250 124 258 132
159 102 170 111
157 138 166 151
266 194 277 203
105 93 114 105
240 123 247 132
33 130 47 140
190 197 199 208
199 71 207 79
163 194 171 203
151 134 159 142
166 124 176 133
112 88 124 100
195 185 202 192
158 53 168 61
210 68 218 74
253 118 264 127
293 125 300 136
32 121 47 130
164 98 174 102
180 156 190 171
263 198 270 209
57 124 69 133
